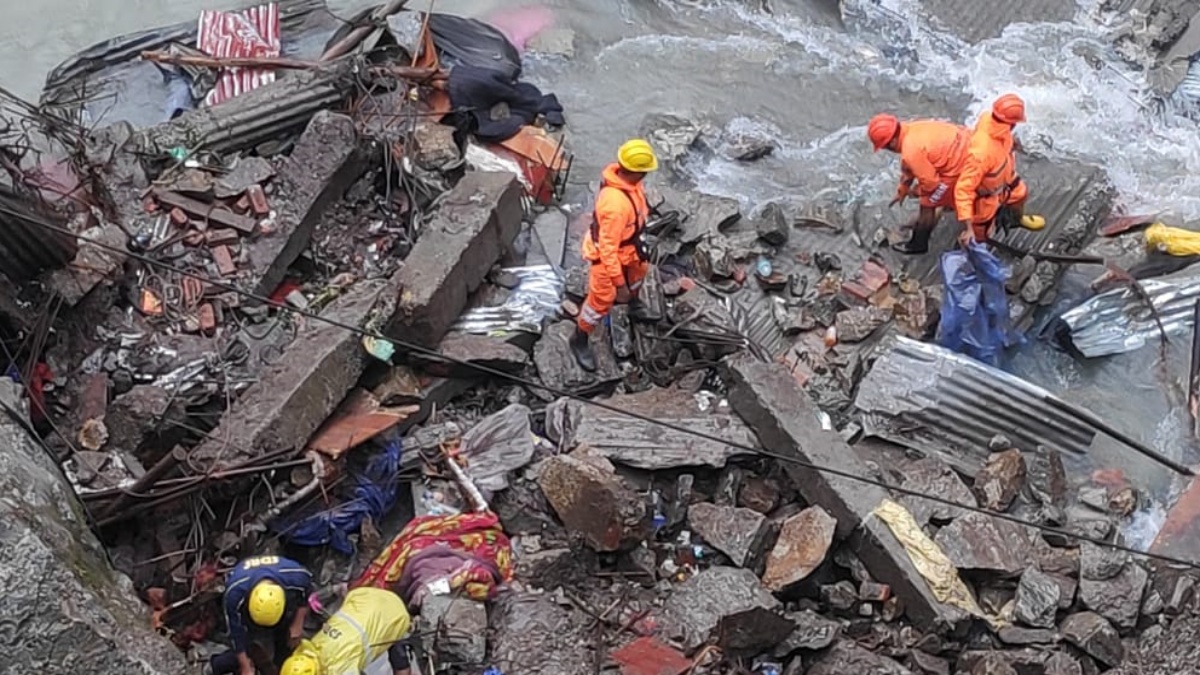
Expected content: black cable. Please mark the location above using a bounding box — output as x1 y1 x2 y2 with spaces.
31 218 1200 570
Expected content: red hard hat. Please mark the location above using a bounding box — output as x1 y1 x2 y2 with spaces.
867 114 900 152
992 93 1026 125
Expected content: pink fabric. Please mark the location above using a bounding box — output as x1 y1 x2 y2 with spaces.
483 5 554 52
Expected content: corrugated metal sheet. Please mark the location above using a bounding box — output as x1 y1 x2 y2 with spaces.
198 3 281 108
854 336 1100 475
1052 267 1200 358
0 184 77 282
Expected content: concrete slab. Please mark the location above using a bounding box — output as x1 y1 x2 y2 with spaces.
723 354 971 635
191 279 391 468
246 111 372 297
387 172 524 348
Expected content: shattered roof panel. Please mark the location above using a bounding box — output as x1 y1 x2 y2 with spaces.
854 336 1099 475
1053 268 1200 358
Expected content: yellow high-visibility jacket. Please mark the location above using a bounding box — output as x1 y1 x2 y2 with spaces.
310 587 412 674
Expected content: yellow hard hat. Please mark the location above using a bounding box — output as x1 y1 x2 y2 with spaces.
248 581 286 627
280 645 322 675
617 139 659 173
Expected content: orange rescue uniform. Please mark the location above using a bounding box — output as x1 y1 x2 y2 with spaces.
954 113 1028 241
577 163 650 334
895 120 970 209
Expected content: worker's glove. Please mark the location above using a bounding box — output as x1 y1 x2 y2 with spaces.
889 183 911 208
1020 214 1046 231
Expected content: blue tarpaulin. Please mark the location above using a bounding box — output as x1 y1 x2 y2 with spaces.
936 242 1019 365
280 440 403 555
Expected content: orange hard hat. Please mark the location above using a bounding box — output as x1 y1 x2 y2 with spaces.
992 94 1026 125
867 114 900 152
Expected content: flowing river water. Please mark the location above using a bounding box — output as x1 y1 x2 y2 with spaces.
7 0 1200 538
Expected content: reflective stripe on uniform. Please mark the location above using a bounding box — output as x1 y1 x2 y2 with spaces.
332 610 372 672
579 302 604 326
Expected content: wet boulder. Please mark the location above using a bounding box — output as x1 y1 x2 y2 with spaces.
488 591 594 675
1015 566 1062 629
1061 611 1124 667
933 511 1033 576
808 641 913 675
419 595 488 665
1079 552 1148 631
660 566 783 651
655 185 741 244
537 453 649 552
756 202 790 246
773 610 841 657
1043 652 1083 675
761 506 837 591
687 502 771 568
973 449 1026 512
0 390 188 675
894 457 976 525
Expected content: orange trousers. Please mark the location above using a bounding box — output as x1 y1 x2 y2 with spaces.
969 183 1028 241
577 252 648 333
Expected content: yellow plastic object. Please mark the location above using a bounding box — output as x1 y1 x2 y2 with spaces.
1020 214 1046 231
616 139 659 173
248 581 286 627
1145 222 1200 256
871 499 1000 626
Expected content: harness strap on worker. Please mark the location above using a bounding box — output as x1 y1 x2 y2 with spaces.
589 181 646 246
976 158 1022 198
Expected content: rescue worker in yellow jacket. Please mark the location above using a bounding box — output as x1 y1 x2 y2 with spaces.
280 587 413 675
954 93 1046 243
570 139 658 372
868 114 971 254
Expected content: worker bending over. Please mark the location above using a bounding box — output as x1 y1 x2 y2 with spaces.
210 555 314 675
281 587 414 675
570 139 659 371
868 114 971 254
954 93 1046 243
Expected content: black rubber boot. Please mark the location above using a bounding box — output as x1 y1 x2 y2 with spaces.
569 327 597 372
892 224 933 254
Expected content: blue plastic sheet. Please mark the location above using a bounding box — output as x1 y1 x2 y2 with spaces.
280 440 403 555
936 242 1019 365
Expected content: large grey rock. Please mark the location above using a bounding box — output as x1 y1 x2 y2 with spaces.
687 502 770 568
1015 566 1062 628
756 202 790 246
488 591 593 675
536 453 648 551
660 566 782 651
761 506 837 591
933 511 1034 576
1080 559 1149 631
893 457 976 525
419 595 488 665
388 172 524 347
808 641 913 675
773 610 841 657
656 185 741 244
723 356 970 635
0 407 187 674
533 321 622 395
1061 611 1124 667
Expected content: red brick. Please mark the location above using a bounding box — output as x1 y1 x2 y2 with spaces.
212 246 237 277
198 303 217 336
205 229 240 247
168 207 189 226
246 184 270 216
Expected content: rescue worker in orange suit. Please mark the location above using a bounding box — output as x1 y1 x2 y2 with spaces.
868 114 971 254
954 93 1046 244
570 139 658 372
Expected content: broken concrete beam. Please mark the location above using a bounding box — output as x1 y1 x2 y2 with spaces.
660 566 783 651
191 279 391 468
687 502 771 569
723 355 971 635
141 67 357 156
762 506 837 592
419 595 487 665
0 388 188 674
536 452 649 551
246 112 371 297
44 222 127 307
388 172 524 348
